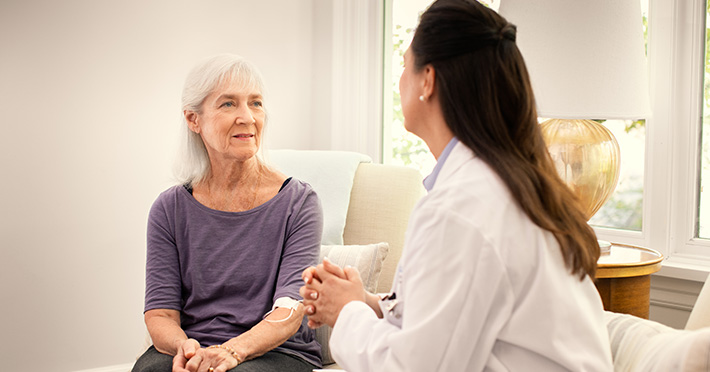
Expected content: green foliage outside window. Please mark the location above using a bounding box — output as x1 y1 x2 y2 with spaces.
390 24 435 175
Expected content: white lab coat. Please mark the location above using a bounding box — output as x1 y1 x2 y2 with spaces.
329 142 613 372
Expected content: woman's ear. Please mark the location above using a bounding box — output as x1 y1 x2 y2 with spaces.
421 65 436 101
184 110 200 133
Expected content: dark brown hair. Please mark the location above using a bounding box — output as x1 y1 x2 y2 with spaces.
411 0 599 279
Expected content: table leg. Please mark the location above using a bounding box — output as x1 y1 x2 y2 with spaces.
594 275 651 319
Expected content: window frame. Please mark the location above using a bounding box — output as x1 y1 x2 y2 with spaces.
594 0 710 281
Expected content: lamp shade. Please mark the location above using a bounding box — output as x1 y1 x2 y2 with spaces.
498 0 651 119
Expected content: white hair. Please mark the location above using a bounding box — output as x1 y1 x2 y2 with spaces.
173 54 267 186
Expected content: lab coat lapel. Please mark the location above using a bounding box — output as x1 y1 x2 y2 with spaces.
431 141 476 191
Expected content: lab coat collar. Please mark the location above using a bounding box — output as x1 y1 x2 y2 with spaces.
430 140 476 191
423 137 459 192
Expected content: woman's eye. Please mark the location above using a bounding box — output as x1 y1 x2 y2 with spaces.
221 101 235 108
252 101 263 108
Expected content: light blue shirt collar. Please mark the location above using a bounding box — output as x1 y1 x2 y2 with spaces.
423 137 459 192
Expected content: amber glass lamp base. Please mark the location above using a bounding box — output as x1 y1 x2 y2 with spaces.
540 118 621 220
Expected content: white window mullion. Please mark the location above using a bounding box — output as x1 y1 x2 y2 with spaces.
638 0 681 257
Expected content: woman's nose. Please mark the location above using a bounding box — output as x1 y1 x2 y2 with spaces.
235 103 255 124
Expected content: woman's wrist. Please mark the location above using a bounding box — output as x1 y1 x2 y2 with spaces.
171 337 190 356
207 344 243 364
366 292 384 318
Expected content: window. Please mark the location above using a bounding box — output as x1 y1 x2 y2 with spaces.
385 0 438 176
385 0 498 176
382 0 710 275
587 119 645 231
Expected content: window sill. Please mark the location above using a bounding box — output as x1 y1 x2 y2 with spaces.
653 255 710 282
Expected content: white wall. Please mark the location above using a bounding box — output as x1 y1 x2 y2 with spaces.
650 275 705 329
310 0 335 151
0 1 322 371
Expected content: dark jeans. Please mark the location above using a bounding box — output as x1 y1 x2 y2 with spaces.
132 346 317 372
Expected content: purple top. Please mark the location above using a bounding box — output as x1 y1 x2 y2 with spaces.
144 178 323 367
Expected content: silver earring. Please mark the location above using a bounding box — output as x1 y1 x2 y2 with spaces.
419 95 425 102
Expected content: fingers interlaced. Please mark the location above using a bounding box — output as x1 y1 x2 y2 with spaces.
343 266 363 284
302 266 318 284
322 257 347 278
302 258 351 330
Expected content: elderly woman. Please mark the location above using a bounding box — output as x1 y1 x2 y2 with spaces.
300 0 612 371
132 54 323 372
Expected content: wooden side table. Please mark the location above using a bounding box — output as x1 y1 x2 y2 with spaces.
594 243 663 319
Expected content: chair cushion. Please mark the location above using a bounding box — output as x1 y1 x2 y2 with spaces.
605 311 710 371
315 242 389 365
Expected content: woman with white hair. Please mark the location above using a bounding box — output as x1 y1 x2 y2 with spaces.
132 54 323 372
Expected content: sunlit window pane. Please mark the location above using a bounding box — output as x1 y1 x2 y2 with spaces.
587 120 645 231
388 0 498 176
389 0 436 176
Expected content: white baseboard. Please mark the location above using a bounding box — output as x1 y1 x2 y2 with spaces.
73 363 133 372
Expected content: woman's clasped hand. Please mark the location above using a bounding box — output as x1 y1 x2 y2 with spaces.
173 339 240 372
300 258 367 329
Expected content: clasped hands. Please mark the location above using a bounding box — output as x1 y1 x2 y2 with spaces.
173 339 240 372
300 257 367 328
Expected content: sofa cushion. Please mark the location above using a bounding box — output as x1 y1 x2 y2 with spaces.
605 311 710 371
316 242 389 365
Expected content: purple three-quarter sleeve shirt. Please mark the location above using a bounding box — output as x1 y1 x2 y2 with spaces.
144 178 323 367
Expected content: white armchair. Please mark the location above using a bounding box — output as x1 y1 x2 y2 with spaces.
341 162 425 293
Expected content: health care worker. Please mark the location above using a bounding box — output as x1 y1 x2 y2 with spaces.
299 0 613 371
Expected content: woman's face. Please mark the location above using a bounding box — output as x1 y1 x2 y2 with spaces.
188 79 265 164
399 48 426 136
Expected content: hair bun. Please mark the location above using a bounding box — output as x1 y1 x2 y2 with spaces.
500 23 517 42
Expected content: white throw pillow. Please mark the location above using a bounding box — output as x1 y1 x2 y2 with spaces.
315 242 389 365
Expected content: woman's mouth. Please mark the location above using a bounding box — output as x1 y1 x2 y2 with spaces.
233 134 254 140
